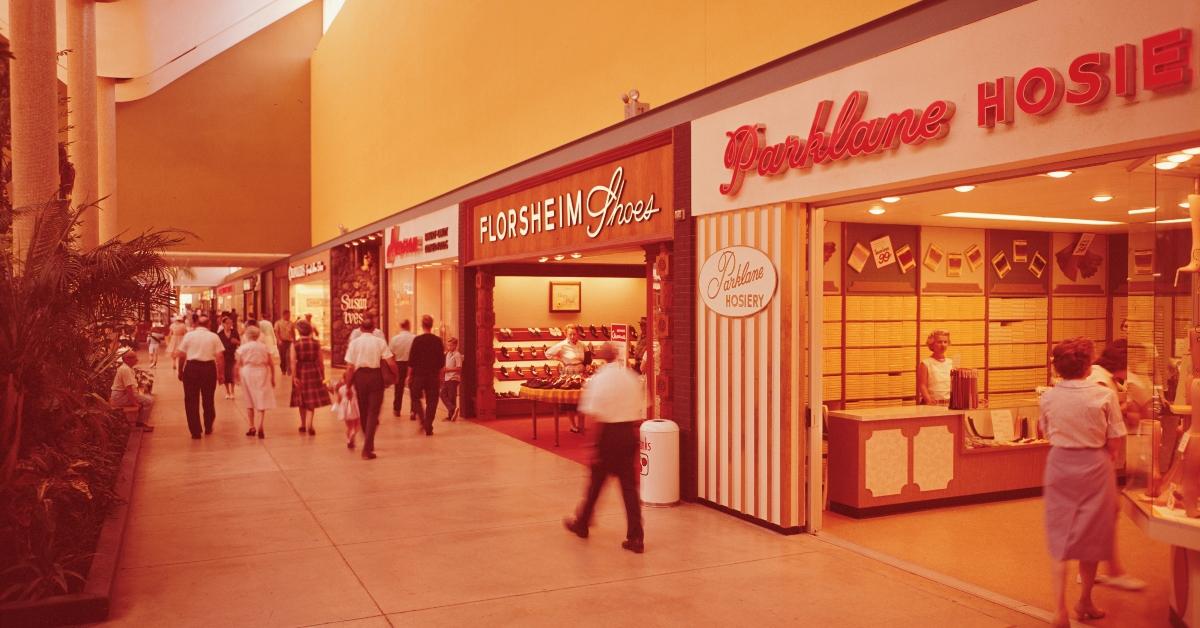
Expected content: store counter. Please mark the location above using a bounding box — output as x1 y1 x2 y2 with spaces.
827 403 1049 517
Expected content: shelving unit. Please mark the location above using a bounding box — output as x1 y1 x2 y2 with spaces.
842 295 917 406
919 295 985 370
1175 295 1193 358
822 295 843 404
490 325 633 400
986 296 1048 402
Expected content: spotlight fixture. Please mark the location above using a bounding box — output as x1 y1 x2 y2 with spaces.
368 234 378 240
553 254 565 261
881 196 901 203
953 185 976 193
1167 153 1194 163
1127 207 1157 215
538 257 549 263
1155 218 1190 224
1045 171 1073 178
569 253 582 259
867 206 886 216
941 212 1122 226
1182 202 1192 209
1184 147 1200 155
1154 161 1180 170
1091 195 1113 203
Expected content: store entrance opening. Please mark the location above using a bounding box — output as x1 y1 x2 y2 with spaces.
812 150 1197 627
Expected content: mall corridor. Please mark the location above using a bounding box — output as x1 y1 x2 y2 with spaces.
102 361 1048 627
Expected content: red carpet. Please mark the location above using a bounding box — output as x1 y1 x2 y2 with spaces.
473 416 595 466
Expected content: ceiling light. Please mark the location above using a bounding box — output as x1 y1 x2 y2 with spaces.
880 196 901 203
941 212 1122 226
1181 202 1191 209
1154 218 1190 224
953 185 976 193
569 253 582 259
1167 153 1194 163
430 262 442 266
867 206 886 216
1183 147 1200 155
1091 195 1113 202
553 254 565 261
1045 171 1073 178
538 257 549 263
1154 161 1180 170
1127 207 1157 215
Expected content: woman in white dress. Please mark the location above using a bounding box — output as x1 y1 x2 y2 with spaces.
546 324 587 432
236 325 277 438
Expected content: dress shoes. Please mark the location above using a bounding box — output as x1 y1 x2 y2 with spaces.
621 539 644 554
362 452 377 460
563 517 588 539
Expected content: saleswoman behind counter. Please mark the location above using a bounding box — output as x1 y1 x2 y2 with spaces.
918 329 953 405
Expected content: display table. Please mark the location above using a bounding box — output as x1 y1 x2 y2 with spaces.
1122 492 1200 627
827 405 1049 517
518 386 582 447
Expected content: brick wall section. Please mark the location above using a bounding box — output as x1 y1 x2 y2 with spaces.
671 122 698 501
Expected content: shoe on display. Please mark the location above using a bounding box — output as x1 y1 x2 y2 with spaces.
499 366 509 379
589 324 598 338
499 346 510 359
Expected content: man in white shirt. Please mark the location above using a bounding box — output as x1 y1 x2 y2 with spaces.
563 342 647 553
111 350 153 429
174 316 226 439
389 319 415 418
343 316 398 460
349 326 386 342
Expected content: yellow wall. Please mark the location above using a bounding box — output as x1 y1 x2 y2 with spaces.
495 276 646 329
115 2 321 254
311 0 917 244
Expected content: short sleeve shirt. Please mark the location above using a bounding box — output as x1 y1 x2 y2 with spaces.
577 363 645 423
177 328 225 361
344 334 393 368
444 351 463 382
390 331 415 362
112 363 137 392
1039 379 1127 448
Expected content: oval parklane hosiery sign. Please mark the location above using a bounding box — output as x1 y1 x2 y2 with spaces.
699 246 778 317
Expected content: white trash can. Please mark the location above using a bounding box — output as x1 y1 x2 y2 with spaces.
639 419 679 506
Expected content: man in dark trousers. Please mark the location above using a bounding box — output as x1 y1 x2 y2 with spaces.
389 319 415 418
408 314 444 435
174 315 226 439
563 342 646 553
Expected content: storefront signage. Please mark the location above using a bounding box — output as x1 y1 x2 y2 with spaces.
699 246 778 317
330 242 382 368
288 260 327 279
691 0 1200 216
216 284 234 296
242 277 256 291
383 204 459 268
470 143 673 262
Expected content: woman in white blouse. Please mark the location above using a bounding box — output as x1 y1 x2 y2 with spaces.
546 324 586 432
1039 337 1127 626
917 329 953 405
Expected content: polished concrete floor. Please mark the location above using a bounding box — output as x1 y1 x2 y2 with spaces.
105 361 1054 627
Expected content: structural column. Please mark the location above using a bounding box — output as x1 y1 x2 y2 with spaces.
97 78 118 242
8 0 59 267
68 0 100 248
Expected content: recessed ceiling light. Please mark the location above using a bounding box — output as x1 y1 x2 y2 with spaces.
1128 207 1157 215
953 185 976 193
1167 153 1194 163
1045 171 1073 178
569 253 582 259
1154 161 1180 170
880 196 901 203
941 212 1122 226
554 254 565 261
538 257 549 263
1182 202 1192 209
867 206 886 216
1091 195 1113 202
1183 147 1200 155
1154 218 1190 224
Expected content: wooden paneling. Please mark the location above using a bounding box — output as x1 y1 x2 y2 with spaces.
696 204 806 530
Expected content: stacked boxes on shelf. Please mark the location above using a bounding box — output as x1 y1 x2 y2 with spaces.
987 297 1048 399
919 295 985 370
843 295 917 405
823 295 843 402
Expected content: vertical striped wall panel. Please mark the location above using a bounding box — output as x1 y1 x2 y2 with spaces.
696 204 807 529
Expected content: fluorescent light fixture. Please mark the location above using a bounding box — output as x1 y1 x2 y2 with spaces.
941 212 1122 226
1091 195 1113 202
867 206 886 216
880 196 901 203
1128 207 1157 215
430 262 442 266
1154 218 1190 224
569 253 582 259
1045 171 1073 178
1183 147 1200 155
538 256 549 263
553 254 565 261
1167 153 1194 163
1154 161 1180 170
953 185 976 192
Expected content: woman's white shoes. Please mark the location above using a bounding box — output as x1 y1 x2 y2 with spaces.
1075 573 1146 591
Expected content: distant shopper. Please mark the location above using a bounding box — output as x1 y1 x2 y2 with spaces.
236 325 276 438
174 315 225 439
390 320 415 418
408 315 445 435
304 313 319 339
275 310 296 375
917 329 953 405
289 319 330 434
111 350 153 429
217 316 241 399
343 316 398 459
563 342 646 553
546 324 586 432
441 337 463 421
1040 337 1127 626
331 380 360 449
167 317 188 372
147 329 162 368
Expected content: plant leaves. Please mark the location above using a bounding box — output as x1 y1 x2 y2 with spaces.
69 478 92 500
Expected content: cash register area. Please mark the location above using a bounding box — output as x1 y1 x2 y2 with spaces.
810 152 1200 626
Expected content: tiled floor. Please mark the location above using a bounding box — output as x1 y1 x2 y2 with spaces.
104 362 1052 626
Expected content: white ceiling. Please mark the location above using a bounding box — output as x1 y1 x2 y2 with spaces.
824 150 1200 233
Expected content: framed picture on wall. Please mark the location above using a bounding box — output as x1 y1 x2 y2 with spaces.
549 282 582 313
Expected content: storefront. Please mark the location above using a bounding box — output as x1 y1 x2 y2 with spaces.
461 130 686 448
241 275 259 318
688 0 1199 624
330 233 384 368
215 282 236 314
384 204 460 342
288 251 332 351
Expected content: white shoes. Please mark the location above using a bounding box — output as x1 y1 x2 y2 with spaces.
1076 573 1146 591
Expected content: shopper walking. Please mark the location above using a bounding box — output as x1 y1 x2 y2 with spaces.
166 316 187 372
217 316 240 399
174 315 225 439
236 325 277 438
343 317 398 459
289 320 330 434
389 319 415 419
1040 337 1127 626
408 315 444 435
275 310 296 375
441 337 463 421
563 342 646 553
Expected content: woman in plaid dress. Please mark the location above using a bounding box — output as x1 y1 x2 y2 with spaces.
290 320 331 433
